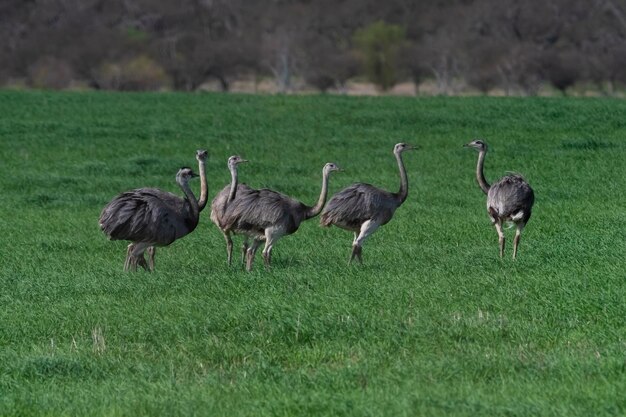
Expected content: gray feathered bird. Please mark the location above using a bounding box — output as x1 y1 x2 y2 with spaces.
464 140 534 259
320 142 416 263
210 155 250 265
99 150 208 271
222 162 342 271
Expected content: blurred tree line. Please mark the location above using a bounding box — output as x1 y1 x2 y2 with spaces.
1 0 626 94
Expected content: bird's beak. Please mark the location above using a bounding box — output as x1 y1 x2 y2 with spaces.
463 143 470 148
241 159 249 163
191 173 200 178
407 145 419 151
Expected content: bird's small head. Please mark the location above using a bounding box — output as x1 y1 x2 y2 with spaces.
196 149 208 161
464 139 488 151
228 155 248 169
176 167 199 184
394 142 417 154
323 162 343 175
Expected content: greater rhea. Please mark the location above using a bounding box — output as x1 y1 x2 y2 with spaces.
464 139 534 259
210 155 250 265
99 150 208 271
222 162 342 271
320 142 416 263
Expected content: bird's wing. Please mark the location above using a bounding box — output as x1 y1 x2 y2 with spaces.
222 187 302 234
99 188 191 245
210 184 257 228
210 185 229 227
488 175 535 219
321 183 396 228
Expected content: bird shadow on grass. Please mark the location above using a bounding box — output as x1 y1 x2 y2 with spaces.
560 138 616 151
24 193 58 207
20 356 105 381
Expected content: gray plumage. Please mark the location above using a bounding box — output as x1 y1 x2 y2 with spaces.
321 142 416 264
99 150 208 271
209 155 249 265
223 162 342 271
464 139 535 259
225 188 308 236
488 175 534 224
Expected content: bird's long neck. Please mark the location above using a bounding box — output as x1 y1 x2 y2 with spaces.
305 169 330 219
197 159 208 212
476 150 491 195
226 164 239 205
180 182 200 223
395 151 409 205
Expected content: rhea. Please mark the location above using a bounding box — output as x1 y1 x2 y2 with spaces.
222 162 342 271
464 139 534 259
99 150 208 271
210 155 250 265
320 142 416 263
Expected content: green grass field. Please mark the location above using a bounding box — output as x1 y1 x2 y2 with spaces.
1 91 625 416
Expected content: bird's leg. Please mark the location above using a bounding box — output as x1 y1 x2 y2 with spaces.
124 245 145 272
124 244 134 271
246 239 262 272
128 255 138 272
129 242 150 272
136 255 149 271
262 238 275 269
224 232 233 266
241 237 249 265
494 221 505 259
513 223 525 260
355 245 363 263
262 251 272 268
147 246 156 271
350 220 379 265
262 229 283 269
350 245 363 264
349 232 359 264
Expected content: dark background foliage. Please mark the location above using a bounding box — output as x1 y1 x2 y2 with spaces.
2 0 625 94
